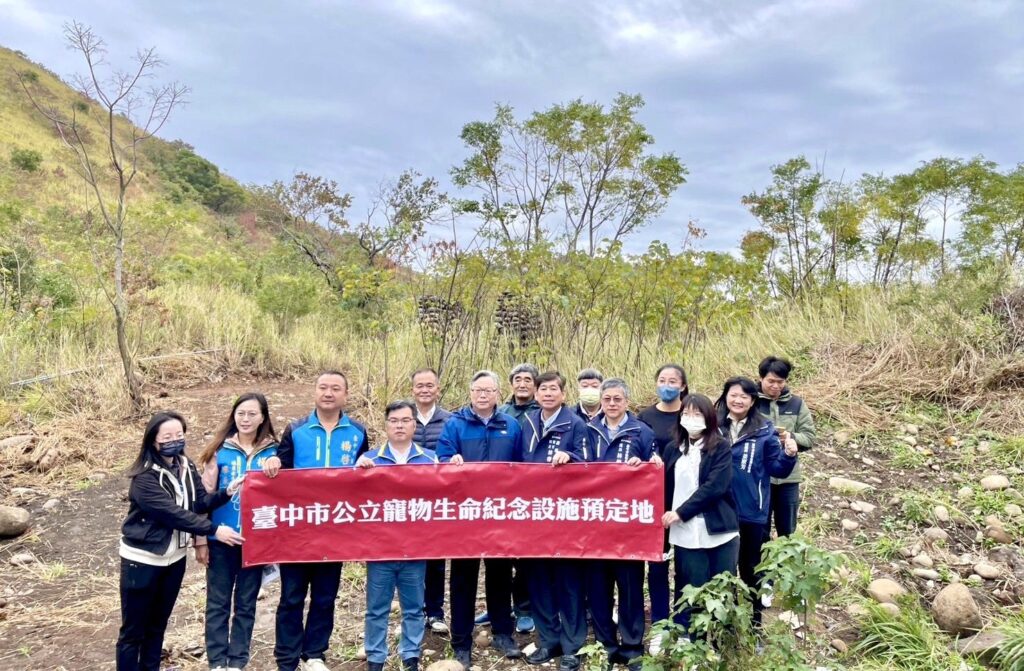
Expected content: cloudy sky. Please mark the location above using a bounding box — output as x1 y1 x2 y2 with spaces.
1 0 1021 251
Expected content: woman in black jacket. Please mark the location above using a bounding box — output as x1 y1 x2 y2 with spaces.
660 394 739 635
117 411 244 671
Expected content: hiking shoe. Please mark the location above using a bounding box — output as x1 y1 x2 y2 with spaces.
525 646 561 664
427 616 449 633
516 614 536 633
492 634 523 659
474 611 491 625
559 654 581 671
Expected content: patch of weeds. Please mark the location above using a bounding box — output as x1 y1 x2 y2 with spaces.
852 599 967 670
993 436 1024 468
74 479 94 491
971 489 1015 516
866 536 904 561
891 442 927 469
993 613 1024 670
29 561 68 582
900 492 933 525
799 511 835 538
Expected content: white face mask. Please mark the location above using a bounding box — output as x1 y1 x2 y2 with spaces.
680 416 706 436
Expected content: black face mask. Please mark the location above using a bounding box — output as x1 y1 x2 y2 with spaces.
158 438 186 457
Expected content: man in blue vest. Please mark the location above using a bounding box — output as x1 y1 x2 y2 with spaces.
410 367 454 634
436 370 524 669
262 371 368 671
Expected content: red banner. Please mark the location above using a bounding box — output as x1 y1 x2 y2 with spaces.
240 462 664 566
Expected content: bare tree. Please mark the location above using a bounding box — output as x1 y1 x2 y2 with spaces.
356 169 447 267
18 21 188 409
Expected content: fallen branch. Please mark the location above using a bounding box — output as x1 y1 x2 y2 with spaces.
8 348 226 389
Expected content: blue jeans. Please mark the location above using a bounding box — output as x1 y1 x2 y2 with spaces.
365 560 427 663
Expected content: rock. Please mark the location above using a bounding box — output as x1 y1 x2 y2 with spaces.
474 630 492 648
901 435 918 447
9 551 36 566
355 646 367 660
867 578 907 604
41 499 59 512
932 583 983 634
0 435 34 451
955 631 1007 665
879 602 901 617
973 562 1002 580
986 526 1014 545
426 661 465 671
912 553 934 569
829 477 873 494
9 487 38 497
846 603 870 618
862 457 876 467
986 514 1006 529
978 441 992 454
830 638 848 654
981 475 1011 491
924 527 950 543
912 568 941 581
841 519 860 531
851 501 877 514
833 430 853 446
778 610 801 629
87 473 107 483
958 486 974 499
1005 503 1023 518
904 423 920 435
0 506 30 538
933 505 950 523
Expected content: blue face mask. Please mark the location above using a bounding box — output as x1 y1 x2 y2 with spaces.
656 385 681 403
158 438 186 457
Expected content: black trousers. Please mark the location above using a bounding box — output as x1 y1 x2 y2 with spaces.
526 558 586 654
738 521 767 626
512 558 532 616
449 558 514 650
672 537 740 633
205 541 262 669
424 559 446 619
274 562 342 671
767 482 800 538
116 556 186 671
586 559 645 663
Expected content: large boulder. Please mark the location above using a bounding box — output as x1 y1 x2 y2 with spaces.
981 475 1011 491
932 583 983 635
0 506 30 538
867 578 906 604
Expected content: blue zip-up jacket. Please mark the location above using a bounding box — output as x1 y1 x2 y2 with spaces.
435 406 523 463
413 406 453 452
719 412 796 524
522 406 588 464
277 409 368 469
366 442 439 466
585 412 656 463
207 437 278 537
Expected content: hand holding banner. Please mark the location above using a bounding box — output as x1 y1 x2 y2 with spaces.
240 462 664 566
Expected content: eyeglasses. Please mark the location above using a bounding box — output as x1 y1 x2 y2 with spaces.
470 388 498 395
386 418 415 425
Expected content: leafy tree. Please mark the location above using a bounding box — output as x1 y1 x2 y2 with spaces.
355 169 447 266
915 157 969 274
960 161 1024 270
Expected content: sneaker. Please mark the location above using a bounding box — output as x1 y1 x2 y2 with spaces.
474 611 491 626
402 658 419 671
454 648 471 668
761 582 774 608
525 646 561 664
427 616 449 634
227 668 242 671
516 614 536 633
302 659 331 671
559 654 581 671
492 634 523 659
211 667 227 671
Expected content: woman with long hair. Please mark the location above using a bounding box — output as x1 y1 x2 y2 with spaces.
714 377 797 627
195 393 279 671
660 394 739 635
117 411 244 671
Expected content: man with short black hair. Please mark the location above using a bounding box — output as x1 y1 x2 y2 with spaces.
263 371 368 671
757 356 816 538
409 368 453 634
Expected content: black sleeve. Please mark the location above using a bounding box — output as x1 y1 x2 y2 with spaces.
130 473 216 537
277 424 295 469
677 446 734 522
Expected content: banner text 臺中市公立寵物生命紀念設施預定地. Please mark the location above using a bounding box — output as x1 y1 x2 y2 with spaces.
239 462 665 565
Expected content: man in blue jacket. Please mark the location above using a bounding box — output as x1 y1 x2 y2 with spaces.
584 379 657 671
436 370 524 669
357 400 439 671
410 367 454 634
262 371 368 671
520 371 588 671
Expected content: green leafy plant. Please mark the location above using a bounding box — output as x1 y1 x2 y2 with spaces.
757 534 843 638
579 640 609 671
993 613 1024 670
10 148 43 172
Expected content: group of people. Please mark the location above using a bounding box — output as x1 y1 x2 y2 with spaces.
115 356 815 671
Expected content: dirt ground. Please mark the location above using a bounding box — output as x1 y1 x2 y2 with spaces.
0 382 571 671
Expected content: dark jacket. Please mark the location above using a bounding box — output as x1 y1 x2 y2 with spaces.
121 457 230 555
585 412 656 463
719 412 796 525
499 398 540 428
756 386 816 485
664 437 738 536
277 410 369 469
435 406 523 463
413 406 453 452
522 406 588 463
574 402 600 423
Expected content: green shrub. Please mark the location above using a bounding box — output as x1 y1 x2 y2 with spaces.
10 148 43 172
257 274 320 322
